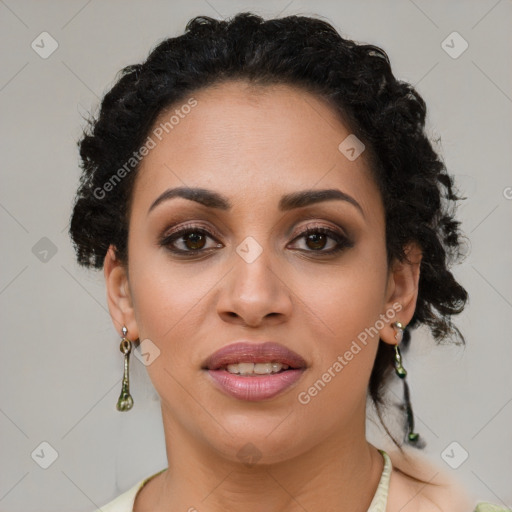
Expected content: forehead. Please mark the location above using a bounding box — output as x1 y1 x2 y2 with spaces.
132 80 380 215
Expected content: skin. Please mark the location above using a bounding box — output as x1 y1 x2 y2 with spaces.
102 80 466 511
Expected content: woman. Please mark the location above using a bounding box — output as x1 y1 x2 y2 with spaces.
69 12 506 512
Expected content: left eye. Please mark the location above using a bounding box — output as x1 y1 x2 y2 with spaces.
160 225 351 256
288 227 352 254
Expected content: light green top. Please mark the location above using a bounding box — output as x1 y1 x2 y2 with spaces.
93 450 509 512
473 505 512 512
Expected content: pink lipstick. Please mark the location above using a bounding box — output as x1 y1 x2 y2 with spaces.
202 341 307 401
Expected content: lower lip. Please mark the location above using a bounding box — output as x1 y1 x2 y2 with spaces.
206 369 305 401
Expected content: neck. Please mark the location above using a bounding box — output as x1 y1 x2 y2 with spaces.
139 403 384 512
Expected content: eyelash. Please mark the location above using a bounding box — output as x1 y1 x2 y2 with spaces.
159 223 353 257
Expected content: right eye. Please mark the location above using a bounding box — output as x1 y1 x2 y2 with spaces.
160 224 223 255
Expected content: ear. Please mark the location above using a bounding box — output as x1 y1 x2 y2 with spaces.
104 245 139 340
379 242 422 346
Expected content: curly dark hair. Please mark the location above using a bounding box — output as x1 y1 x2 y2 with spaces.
69 12 468 452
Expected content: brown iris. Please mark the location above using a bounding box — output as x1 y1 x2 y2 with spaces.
305 232 328 250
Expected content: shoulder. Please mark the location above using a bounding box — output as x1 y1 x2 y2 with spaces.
92 480 142 512
384 447 474 512
91 469 166 512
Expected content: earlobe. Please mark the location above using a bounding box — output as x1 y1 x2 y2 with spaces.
380 243 422 345
103 245 139 339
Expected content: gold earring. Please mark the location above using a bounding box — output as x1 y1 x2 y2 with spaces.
392 321 407 378
391 321 420 445
116 326 134 412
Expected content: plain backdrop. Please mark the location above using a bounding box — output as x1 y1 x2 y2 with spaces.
0 1 511 510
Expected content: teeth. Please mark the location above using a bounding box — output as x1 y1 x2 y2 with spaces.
225 362 290 375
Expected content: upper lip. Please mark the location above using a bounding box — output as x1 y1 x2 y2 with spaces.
202 341 308 370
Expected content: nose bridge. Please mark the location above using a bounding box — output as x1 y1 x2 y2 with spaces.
229 199 278 276
217 232 292 325
233 233 278 299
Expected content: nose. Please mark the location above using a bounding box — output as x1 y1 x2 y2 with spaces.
216 245 293 328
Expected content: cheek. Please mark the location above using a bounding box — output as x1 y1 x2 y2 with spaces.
127 259 208 402
127 248 220 388
297 244 388 340
293 284 383 426
128 244 213 339
293 245 389 396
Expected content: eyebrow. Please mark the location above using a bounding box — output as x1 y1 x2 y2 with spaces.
147 186 364 217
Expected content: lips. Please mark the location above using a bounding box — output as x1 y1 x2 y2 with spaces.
202 341 308 371
202 341 308 401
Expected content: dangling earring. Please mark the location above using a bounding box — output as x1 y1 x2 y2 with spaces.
116 326 134 412
392 321 420 445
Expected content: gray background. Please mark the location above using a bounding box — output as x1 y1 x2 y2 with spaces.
0 0 511 510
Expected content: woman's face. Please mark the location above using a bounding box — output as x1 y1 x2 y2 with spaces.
106 80 414 463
